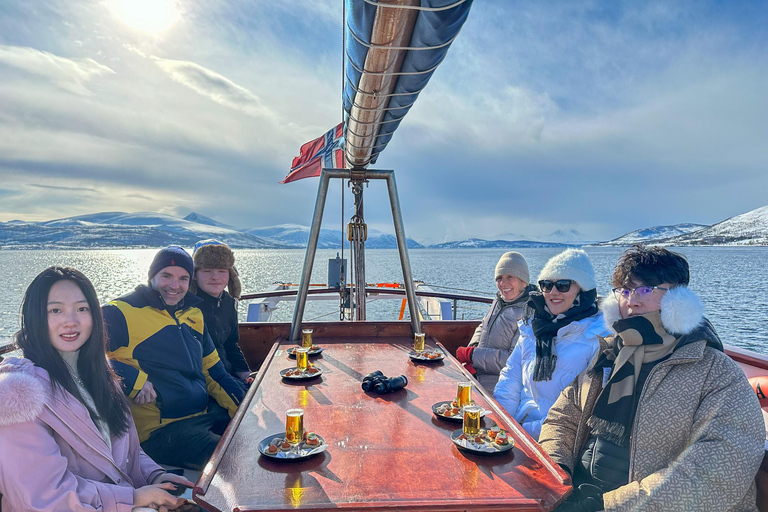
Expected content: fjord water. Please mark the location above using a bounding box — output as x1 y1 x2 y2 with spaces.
1 247 766 354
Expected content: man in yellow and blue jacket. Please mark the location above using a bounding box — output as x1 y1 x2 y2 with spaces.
104 245 245 470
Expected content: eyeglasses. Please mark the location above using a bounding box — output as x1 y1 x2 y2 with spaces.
538 279 573 293
612 286 669 300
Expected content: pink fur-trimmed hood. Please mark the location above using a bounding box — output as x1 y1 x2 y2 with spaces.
0 357 48 426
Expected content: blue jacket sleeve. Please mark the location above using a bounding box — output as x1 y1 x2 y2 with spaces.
493 342 524 419
103 304 147 398
223 310 249 374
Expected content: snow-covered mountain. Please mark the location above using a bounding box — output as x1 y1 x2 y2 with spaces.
490 229 595 245
542 229 596 245
493 232 533 242
182 212 236 229
661 206 768 246
0 213 423 249
246 224 423 249
428 238 571 249
0 212 279 249
600 223 708 246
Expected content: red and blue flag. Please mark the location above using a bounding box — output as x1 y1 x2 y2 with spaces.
281 123 345 184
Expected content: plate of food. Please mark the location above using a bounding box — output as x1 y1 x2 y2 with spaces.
258 432 328 460
279 366 323 380
286 346 324 357
408 349 444 362
432 400 489 422
451 426 514 455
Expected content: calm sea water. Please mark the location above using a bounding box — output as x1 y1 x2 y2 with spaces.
1 247 766 354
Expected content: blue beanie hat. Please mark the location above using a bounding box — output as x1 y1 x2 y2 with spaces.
148 245 194 280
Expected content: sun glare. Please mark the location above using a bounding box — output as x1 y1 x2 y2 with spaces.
108 0 180 34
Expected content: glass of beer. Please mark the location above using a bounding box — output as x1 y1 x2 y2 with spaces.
296 347 309 371
413 332 425 353
457 381 472 408
301 329 313 349
463 405 482 436
285 408 304 451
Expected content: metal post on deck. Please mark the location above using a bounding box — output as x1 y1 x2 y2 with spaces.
290 170 332 341
384 172 421 333
290 168 422 340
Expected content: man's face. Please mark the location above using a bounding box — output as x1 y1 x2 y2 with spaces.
150 266 190 305
195 268 229 297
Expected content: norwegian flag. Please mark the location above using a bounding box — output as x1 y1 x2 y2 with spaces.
281 123 345 184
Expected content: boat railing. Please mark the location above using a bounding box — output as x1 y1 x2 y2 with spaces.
242 282 493 323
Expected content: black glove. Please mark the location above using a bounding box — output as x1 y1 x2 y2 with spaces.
555 484 604 512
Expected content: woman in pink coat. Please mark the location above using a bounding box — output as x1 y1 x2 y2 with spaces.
0 267 193 511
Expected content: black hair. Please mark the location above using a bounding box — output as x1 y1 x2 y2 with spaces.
612 245 690 288
14 266 131 436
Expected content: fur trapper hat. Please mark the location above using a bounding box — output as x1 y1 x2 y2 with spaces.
192 239 242 299
537 248 596 291
494 251 530 284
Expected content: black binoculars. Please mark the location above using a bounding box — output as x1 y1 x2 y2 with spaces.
361 371 385 391
361 371 407 394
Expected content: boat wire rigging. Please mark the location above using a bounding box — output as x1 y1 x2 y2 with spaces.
360 0 470 12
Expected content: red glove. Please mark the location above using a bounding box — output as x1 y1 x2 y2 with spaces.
456 346 474 364
456 346 477 375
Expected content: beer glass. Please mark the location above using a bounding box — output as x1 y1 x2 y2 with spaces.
463 405 482 436
285 408 304 450
301 329 313 349
457 381 472 408
413 332 425 353
296 347 309 371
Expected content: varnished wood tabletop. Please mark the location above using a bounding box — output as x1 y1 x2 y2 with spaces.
194 335 570 512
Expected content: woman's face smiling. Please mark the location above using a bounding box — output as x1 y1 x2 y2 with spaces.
47 280 93 352
496 274 526 301
543 281 581 316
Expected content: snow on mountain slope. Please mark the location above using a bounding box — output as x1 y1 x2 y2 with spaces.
601 223 708 246
662 206 768 246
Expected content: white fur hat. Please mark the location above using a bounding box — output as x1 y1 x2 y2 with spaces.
537 249 596 291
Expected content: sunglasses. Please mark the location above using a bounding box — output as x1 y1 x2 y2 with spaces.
538 279 573 293
612 286 669 300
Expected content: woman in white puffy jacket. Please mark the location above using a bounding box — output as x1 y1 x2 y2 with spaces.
494 249 610 440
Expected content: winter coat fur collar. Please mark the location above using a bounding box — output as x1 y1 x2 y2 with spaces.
0 357 47 426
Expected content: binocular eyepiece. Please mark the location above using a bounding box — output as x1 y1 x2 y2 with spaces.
361 371 385 392
361 371 407 394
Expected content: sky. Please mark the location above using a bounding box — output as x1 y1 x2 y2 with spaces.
0 0 766 244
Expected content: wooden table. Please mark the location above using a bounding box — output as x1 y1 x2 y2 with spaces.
194 336 570 512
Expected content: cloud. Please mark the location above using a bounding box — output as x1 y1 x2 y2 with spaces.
151 56 273 118
0 44 114 95
29 183 100 193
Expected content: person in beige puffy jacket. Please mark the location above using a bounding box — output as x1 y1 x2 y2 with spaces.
455 251 532 391
540 246 764 512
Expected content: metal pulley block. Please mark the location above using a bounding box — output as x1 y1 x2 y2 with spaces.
347 221 368 241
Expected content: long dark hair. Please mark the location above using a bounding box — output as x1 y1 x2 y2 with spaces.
14 266 131 436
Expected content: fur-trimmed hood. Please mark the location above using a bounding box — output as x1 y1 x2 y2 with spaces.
0 357 48 426
601 286 705 336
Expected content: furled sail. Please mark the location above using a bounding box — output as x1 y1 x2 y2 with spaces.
343 0 474 169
